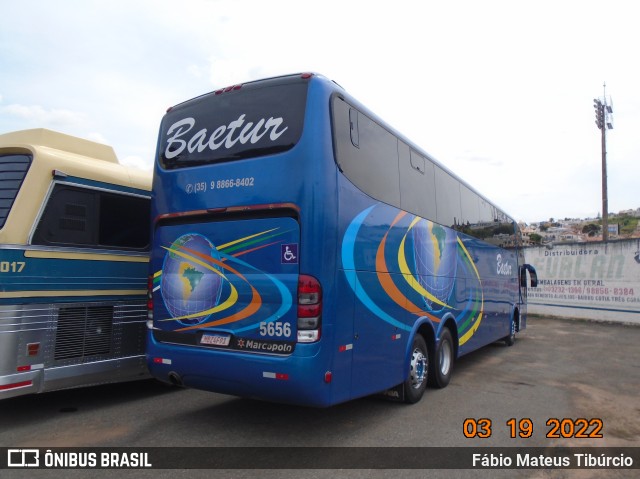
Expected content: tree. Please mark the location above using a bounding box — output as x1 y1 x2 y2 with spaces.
582 223 601 237
529 233 543 244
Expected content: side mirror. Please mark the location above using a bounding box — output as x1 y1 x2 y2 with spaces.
520 264 538 288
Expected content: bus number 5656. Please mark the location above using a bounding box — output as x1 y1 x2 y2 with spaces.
259 321 291 338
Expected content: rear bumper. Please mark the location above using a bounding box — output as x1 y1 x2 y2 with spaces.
147 336 334 407
0 369 42 399
0 355 149 400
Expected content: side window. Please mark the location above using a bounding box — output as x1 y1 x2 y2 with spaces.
434 166 461 228
33 186 96 246
495 212 516 249
99 193 150 249
331 95 516 241
460 184 481 229
349 108 359 148
0 153 32 229
478 198 494 224
33 184 150 250
398 144 436 220
332 97 400 208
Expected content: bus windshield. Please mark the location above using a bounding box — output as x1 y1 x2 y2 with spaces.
159 77 308 169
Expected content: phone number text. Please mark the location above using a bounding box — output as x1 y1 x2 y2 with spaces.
184 177 255 194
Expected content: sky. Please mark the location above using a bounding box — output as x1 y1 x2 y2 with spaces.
1 0 639 224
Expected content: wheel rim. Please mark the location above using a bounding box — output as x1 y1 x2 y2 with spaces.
439 339 452 376
410 347 428 389
509 318 516 342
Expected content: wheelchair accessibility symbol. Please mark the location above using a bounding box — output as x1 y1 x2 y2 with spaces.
281 244 298 264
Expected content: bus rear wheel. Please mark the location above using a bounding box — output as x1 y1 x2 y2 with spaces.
403 334 429 404
504 316 517 346
429 327 453 389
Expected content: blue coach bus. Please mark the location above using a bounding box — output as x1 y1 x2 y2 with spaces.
147 73 537 407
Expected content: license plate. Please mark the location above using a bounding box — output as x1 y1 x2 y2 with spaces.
200 334 230 346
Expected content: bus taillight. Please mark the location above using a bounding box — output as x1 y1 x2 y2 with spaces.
297 274 322 343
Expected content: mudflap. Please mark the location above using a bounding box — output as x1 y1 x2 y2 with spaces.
378 384 405 402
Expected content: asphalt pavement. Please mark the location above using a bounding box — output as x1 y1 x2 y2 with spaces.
1 315 638 479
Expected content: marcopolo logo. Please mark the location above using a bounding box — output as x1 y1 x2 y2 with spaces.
235 338 294 355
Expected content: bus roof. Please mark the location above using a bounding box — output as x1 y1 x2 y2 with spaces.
0 129 151 244
0 128 151 191
0 128 118 163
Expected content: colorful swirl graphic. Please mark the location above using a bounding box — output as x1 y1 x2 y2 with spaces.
153 227 294 332
342 205 484 345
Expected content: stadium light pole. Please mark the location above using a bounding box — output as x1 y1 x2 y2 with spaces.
594 82 613 242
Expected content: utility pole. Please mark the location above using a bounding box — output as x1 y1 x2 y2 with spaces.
593 83 613 242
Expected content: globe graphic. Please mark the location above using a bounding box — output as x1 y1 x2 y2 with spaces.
160 233 223 325
412 221 457 310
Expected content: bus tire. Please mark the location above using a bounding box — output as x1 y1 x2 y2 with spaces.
429 327 453 389
403 334 429 404
504 316 516 346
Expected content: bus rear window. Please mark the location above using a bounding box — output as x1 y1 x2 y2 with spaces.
0 154 32 229
158 78 308 170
